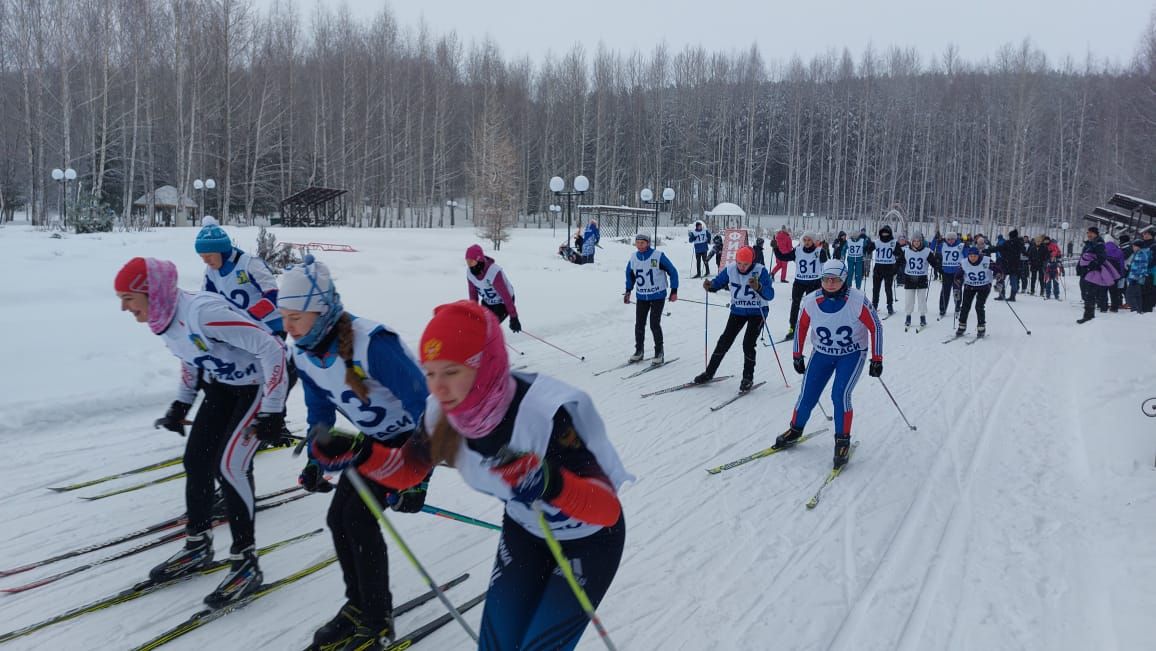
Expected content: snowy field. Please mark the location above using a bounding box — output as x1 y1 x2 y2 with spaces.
1 223 1154 650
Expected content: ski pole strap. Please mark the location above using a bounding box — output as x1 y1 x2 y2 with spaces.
535 509 620 651
346 471 479 642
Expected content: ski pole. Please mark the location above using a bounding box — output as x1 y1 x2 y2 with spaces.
345 470 479 642
877 377 918 431
678 297 728 308
506 341 524 356
420 504 502 531
535 508 620 651
520 330 585 361
817 401 833 422
1002 299 1032 335
704 289 709 368
761 318 790 388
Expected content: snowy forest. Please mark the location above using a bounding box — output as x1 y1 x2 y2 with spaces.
3 0 1156 232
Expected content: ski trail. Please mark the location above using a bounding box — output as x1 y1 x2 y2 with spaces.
826 344 1025 651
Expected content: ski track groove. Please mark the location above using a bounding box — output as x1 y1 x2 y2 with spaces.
825 335 1026 651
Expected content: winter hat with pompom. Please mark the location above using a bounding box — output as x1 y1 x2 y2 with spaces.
195 216 232 254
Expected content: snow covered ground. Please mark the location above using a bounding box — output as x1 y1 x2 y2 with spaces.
1 223 1154 650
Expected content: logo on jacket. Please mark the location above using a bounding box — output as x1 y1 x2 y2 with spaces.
236 270 250 284
189 334 209 352
649 260 659 268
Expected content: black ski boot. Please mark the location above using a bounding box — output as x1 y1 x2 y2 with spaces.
955 324 965 337
919 315 927 328
904 315 911 328
739 376 754 392
833 436 852 470
149 530 213 582
976 325 986 338
628 349 644 363
773 426 803 450
203 547 262 609
651 348 664 366
887 305 895 316
339 619 395 651
307 601 362 651
693 371 714 385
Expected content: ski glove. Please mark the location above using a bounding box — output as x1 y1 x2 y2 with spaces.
495 453 558 505
251 412 286 443
793 356 806 375
623 292 631 304
669 291 678 303
702 279 713 291
387 479 428 513
298 461 334 493
155 401 192 437
749 276 762 292
509 316 522 333
869 359 883 378
310 429 371 472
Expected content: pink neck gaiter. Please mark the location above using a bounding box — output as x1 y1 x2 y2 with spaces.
146 258 180 334
445 316 516 439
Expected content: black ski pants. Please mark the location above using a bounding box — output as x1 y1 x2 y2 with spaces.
938 276 960 316
789 279 821 331
1080 279 1109 320
958 285 990 329
694 251 711 276
872 263 897 310
483 300 511 323
706 312 764 381
634 298 666 354
327 459 400 626
185 382 262 554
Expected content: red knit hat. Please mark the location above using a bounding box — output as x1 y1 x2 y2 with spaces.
465 244 485 263
736 246 754 265
420 301 490 368
114 257 150 293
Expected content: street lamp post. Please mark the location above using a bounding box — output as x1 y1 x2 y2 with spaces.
446 200 459 227
640 186 676 244
193 178 216 222
51 167 77 229
549 204 562 238
549 175 590 241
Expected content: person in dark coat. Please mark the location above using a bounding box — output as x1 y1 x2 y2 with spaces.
1076 226 1114 323
1027 236 1046 295
995 229 1022 301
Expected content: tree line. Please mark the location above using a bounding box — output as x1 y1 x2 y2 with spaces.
2 0 1155 235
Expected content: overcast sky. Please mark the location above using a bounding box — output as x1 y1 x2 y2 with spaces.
297 0 1154 68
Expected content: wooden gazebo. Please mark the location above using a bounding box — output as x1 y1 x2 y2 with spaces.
280 187 347 227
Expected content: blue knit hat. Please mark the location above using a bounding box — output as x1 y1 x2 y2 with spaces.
195 216 232 254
